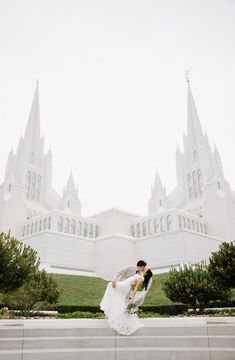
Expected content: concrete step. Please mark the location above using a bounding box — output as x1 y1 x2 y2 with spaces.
1 347 235 360
1 335 235 350
0 318 234 360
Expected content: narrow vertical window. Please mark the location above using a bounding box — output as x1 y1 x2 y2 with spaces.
148 219 152 235
154 218 158 233
89 224 93 238
31 173 36 199
58 216 63 232
197 169 203 196
160 216 164 232
26 171 31 198
187 172 193 199
83 223 88 237
65 218 70 233
95 225 99 237
71 219 76 234
166 215 172 231
131 224 135 237
78 220 82 236
48 216 51 230
142 222 146 236
36 174 41 201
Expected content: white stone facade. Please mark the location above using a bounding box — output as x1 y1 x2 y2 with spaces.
0 81 234 280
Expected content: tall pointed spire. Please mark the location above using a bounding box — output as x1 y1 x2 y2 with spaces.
187 80 203 148
63 168 78 201
151 168 165 199
148 168 168 215
24 80 40 147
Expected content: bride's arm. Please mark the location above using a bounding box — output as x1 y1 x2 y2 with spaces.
129 279 143 304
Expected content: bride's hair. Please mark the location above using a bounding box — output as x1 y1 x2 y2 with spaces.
143 269 153 290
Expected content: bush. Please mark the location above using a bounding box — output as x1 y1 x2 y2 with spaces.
162 263 229 313
0 232 39 292
3 270 60 316
208 241 235 288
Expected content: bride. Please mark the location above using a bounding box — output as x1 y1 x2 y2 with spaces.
100 269 153 336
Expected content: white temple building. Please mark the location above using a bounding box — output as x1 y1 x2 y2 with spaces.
1 80 235 280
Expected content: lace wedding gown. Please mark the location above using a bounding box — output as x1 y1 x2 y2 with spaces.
100 273 144 335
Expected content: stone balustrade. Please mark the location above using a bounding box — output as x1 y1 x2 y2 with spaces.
21 210 99 239
131 209 207 238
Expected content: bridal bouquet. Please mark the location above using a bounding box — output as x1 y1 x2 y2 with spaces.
126 297 143 315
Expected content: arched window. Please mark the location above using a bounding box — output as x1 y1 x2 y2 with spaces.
78 220 82 236
154 218 158 233
83 223 88 237
39 219 42 231
187 172 193 199
34 222 38 232
89 224 94 238
148 219 152 235
26 171 31 198
166 215 172 231
188 218 191 230
142 222 146 236
131 224 135 237
196 221 199 232
48 216 51 230
65 218 70 233
31 223 33 234
36 174 41 201
95 225 99 237
160 216 164 232
183 216 186 228
58 216 63 232
31 173 36 199
71 219 76 234
178 215 182 229
8 184 11 192
198 169 202 196
137 223 141 237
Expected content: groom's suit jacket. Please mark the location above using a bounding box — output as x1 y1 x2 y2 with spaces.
112 265 136 282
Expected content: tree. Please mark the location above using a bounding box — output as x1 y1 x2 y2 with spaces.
0 232 40 292
3 270 61 316
162 263 229 313
208 242 235 288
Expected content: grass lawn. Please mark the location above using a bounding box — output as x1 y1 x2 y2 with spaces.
54 273 173 306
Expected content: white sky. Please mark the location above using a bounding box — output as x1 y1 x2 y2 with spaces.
0 0 235 216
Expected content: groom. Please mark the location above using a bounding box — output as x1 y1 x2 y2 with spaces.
111 260 147 288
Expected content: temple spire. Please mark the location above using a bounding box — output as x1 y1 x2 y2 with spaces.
63 168 78 201
187 81 203 148
24 81 40 146
152 168 165 198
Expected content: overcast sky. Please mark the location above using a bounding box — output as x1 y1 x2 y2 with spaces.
0 0 235 216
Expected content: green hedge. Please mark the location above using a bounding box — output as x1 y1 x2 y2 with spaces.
44 304 189 315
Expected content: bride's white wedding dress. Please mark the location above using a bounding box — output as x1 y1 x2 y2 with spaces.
100 273 144 336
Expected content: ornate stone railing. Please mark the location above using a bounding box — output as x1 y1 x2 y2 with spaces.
21 210 99 239
131 209 207 238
